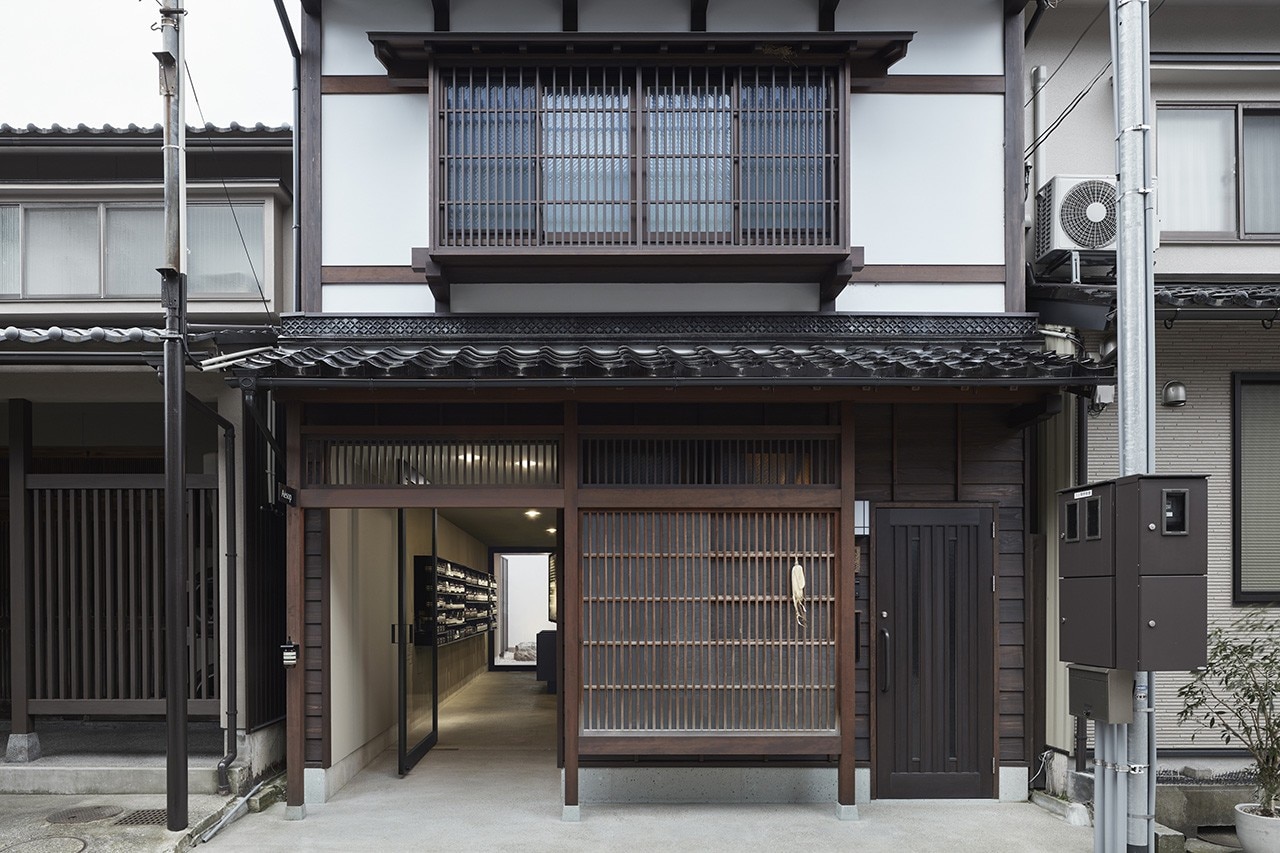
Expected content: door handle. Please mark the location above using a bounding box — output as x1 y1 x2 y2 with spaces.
878 628 891 694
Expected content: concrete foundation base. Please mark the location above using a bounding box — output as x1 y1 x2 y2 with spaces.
836 803 860 821
561 805 581 822
578 766 838 804
5 733 41 763
284 804 307 821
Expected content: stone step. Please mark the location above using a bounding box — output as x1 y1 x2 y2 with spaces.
0 762 221 795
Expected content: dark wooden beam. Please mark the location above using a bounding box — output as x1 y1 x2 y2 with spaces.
8 400 32 737
284 404 305 815
691 0 709 32
819 0 840 31
562 402 581 814
432 0 450 32
837 400 857 809
563 0 578 32
299 10 323 312
299 0 320 16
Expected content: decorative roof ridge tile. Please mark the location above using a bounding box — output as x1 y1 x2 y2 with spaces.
2 325 166 344
278 313 1043 344
0 122 291 136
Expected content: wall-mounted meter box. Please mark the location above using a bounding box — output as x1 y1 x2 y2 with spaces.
1057 474 1208 672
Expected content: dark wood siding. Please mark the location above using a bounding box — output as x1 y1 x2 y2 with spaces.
855 403 1029 769
303 507 328 767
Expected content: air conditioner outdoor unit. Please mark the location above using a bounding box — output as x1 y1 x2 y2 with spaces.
1034 175 1118 267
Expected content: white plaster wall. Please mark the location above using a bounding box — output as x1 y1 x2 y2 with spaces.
321 284 435 314
328 508 398 767
835 283 1005 314
322 95 431 268
452 0 560 32
838 0 1005 76
451 282 818 313
578 0 688 31
504 554 555 652
322 0 435 76
850 94 1005 266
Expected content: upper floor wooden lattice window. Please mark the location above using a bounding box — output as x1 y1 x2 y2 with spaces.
436 64 842 250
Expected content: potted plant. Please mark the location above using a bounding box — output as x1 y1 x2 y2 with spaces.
1177 609 1280 853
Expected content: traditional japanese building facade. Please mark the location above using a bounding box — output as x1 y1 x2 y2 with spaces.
222 0 1106 819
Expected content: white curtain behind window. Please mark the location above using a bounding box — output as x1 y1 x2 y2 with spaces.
1157 108 1236 233
25 207 100 296
1240 382 1280 594
0 205 17 295
187 204 263 295
1243 113 1280 235
105 206 163 296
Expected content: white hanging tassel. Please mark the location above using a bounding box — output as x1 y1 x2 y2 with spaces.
790 559 807 628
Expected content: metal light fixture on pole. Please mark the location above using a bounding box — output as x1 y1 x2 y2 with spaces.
156 1 189 832
1108 0 1158 850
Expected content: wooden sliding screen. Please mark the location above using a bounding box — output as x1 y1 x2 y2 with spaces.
580 509 836 736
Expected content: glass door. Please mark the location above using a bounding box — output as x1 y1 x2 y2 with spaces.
397 509 438 775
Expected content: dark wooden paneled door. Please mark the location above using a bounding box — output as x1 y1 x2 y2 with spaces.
874 506 995 799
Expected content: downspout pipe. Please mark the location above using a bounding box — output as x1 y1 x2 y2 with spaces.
1025 0 1050 46
186 393 239 795
271 0 302 313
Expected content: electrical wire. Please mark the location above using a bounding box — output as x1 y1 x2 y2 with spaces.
1024 0 1168 162
182 60 277 331
1025 1 1108 109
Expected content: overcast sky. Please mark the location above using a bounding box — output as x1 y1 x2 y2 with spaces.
0 1 297 128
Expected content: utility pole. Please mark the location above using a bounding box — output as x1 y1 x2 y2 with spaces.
156 1 189 832
1109 0 1158 850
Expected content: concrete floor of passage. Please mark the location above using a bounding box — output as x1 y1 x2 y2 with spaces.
211 670 1094 853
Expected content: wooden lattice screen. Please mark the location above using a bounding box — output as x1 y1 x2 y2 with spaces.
311 438 561 487
27 484 219 711
581 510 836 733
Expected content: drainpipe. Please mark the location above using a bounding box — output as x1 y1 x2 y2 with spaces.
271 0 302 312
186 393 239 795
1025 0 1051 46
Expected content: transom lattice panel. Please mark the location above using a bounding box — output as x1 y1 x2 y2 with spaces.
309 438 560 487
580 436 837 486
581 510 837 733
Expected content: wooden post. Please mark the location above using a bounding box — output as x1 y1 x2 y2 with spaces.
6 400 37 761
837 400 858 816
562 401 581 819
284 404 306 818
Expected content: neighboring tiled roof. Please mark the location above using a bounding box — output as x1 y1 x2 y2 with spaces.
0 122 290 137
1030 283 1280 311
2 326 168 344
230 340 1108 386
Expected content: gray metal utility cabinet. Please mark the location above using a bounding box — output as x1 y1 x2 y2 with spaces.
1057 474 1208 672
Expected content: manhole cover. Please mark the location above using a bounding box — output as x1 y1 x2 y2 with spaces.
114 808 168 827
0 838 87 853
46 806 124 825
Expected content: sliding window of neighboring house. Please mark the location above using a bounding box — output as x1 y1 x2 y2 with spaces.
0 201 265 299
437 64 840 249
1157 105 1280 239
1234 375 1280 602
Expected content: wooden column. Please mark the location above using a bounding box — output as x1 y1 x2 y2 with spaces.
562 402 581 815
7 399 32 736
285 404 306 815
837 401 857 810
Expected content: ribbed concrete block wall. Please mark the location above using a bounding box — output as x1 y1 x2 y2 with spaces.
1083 321 1277 749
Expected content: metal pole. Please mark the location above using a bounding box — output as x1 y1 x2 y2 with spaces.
157 1 189 832
1110 0 1158 849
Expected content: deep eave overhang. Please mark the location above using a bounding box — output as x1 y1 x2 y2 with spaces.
367 31 914 79
1029 283 1280 329
213 313 1110 390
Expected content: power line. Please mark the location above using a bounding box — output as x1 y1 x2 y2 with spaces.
1025 1 1108 109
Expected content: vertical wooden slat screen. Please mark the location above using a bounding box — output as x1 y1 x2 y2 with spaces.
315 438 561 487
438 64 839 249
26 485 218 707
581 509 836 734
0 517 9 705
580 437 836 486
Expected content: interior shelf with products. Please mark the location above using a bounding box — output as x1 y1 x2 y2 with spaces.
428 557 497 647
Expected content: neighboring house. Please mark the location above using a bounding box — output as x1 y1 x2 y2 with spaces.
210 0 1106 819
1023 1 1280 793
0 122 293 793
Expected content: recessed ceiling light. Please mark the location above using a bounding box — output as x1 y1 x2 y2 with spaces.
545 527 557 535
525 509 541 519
